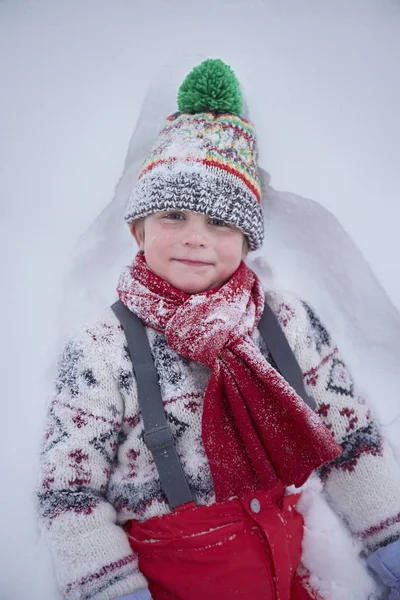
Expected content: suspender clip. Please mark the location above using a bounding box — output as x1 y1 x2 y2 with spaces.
144 425 175 451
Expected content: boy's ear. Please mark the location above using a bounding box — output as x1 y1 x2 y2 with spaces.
242 235 249 258
129 221 145 251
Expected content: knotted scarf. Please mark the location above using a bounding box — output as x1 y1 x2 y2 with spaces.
118 253 341 501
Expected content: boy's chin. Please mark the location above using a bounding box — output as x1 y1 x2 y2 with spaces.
175 282 212 295
169 275 215 295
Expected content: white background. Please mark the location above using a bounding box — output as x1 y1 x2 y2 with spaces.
1 1 399 598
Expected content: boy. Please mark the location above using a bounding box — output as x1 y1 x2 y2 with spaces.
38 59 400 600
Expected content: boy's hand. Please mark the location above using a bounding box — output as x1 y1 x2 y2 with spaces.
367 538 400 598
116 589 152 600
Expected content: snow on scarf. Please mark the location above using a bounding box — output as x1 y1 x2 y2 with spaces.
117 253 341 501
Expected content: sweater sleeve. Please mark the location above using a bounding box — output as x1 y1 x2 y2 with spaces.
268 291 400 552
37 326 148 600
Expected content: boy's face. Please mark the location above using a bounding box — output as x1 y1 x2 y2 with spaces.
130 210 248 294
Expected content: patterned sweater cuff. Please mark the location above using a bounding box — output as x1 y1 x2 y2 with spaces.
61 554 147 600
47 519 147 600
323 441 400 550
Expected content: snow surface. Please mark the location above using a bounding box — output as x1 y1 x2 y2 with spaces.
1 1 400 599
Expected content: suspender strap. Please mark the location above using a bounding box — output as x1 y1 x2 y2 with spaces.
111 300 195 509
258 301 317 411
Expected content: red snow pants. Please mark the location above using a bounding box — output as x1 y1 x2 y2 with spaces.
125 485 316 600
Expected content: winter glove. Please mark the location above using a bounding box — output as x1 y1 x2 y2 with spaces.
367 538 400 599
115 589 153 600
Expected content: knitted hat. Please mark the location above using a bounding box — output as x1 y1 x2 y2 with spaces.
125 59 264 250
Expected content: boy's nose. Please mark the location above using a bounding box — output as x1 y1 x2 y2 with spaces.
182 226 207 247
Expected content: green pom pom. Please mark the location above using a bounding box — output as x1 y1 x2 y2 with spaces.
177 59 243 116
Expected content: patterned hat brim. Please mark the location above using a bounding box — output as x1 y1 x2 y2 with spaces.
125 170 264 251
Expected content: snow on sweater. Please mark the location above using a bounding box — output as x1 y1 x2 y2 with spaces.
38 288 400 600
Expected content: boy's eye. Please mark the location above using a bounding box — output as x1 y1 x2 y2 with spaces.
210 217 228 227
164 212 184 220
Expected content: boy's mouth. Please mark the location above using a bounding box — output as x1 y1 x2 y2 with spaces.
173 259 213 267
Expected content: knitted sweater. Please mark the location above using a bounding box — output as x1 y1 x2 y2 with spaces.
38 288 400 600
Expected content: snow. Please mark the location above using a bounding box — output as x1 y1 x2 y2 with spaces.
294 476 378 600
1 1 400 599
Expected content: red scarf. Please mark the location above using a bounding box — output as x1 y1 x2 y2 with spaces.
118 253 341 501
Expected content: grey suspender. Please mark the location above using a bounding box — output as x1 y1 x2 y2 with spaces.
111 300 194 508
259 303 316 411
111 298 316 510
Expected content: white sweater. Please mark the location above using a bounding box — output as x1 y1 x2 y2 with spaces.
38 289 400 600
